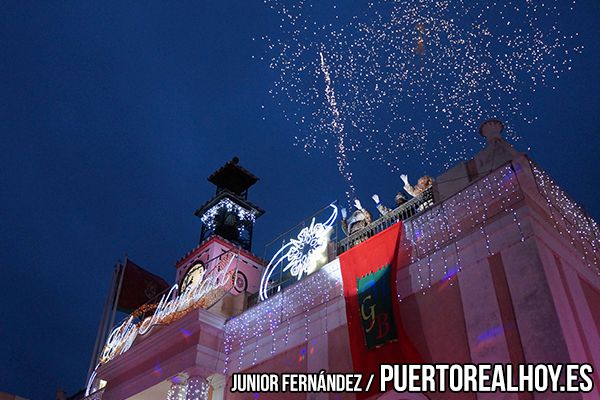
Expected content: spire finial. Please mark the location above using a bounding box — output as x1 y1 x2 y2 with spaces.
479 119 505 143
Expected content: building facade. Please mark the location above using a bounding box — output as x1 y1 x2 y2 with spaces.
84 122 600 400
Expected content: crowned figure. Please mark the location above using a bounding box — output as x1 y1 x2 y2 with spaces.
400 174 433 198
372 192 408 216
341 199 373 236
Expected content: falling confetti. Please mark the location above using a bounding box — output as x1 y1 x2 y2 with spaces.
259 0 581 191
319 50 355 200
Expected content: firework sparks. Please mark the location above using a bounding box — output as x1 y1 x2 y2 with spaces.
319 50 355 202
261 0 581 189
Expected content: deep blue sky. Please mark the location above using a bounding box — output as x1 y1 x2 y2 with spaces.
0 2 599 399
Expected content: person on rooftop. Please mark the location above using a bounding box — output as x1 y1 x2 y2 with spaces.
372 192 408 216
341 199 373 236
401 174 433 198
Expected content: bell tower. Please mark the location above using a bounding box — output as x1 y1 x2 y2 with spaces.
194 156 264 250
174 157 265 313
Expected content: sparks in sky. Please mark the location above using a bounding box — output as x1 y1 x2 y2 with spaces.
319 50 355 201
260 0 581 189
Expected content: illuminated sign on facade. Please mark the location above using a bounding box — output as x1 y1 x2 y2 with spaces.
86 254 236 396
259 203 338 301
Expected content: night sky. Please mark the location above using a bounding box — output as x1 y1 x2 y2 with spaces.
1 2 599 399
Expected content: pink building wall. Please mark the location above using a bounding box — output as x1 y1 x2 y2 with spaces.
91 150 600 400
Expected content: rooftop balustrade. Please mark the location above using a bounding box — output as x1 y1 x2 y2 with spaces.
336 187 434 255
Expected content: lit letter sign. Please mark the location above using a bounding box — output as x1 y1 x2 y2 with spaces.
86 254 236 395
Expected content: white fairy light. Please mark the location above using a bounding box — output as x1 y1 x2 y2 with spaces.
401 163 525 296
223 261 342 374
166 380 188 400
531 163 600 275
222 321 233 375
225 161 599 383
200 198 257 232
185 377 209 400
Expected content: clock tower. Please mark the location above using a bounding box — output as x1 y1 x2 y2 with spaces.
195 156 264 250
174 157 265 315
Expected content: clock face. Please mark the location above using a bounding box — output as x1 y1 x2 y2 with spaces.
180 262 205 293
232 271 248 293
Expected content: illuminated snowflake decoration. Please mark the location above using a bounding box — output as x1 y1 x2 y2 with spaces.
259 203 338 301
286 219 330 277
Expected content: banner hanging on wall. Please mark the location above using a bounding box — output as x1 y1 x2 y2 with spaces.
339 222 422 400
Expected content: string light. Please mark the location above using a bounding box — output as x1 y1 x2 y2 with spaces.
223 261 343 374
531 163 600 276
399 163 525 296
222 319 233 375
185 377 209 400
200 198 257 234
166 379 188 400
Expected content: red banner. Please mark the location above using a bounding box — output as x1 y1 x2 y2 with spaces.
339 222 421 399
116 259 170 313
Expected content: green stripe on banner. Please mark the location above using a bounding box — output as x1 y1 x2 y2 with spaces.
357 264 398 348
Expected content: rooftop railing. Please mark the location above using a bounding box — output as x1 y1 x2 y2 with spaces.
336 187 434 255
247 189 435 306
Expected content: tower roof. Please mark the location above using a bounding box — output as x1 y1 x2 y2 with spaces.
207 156 258 195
